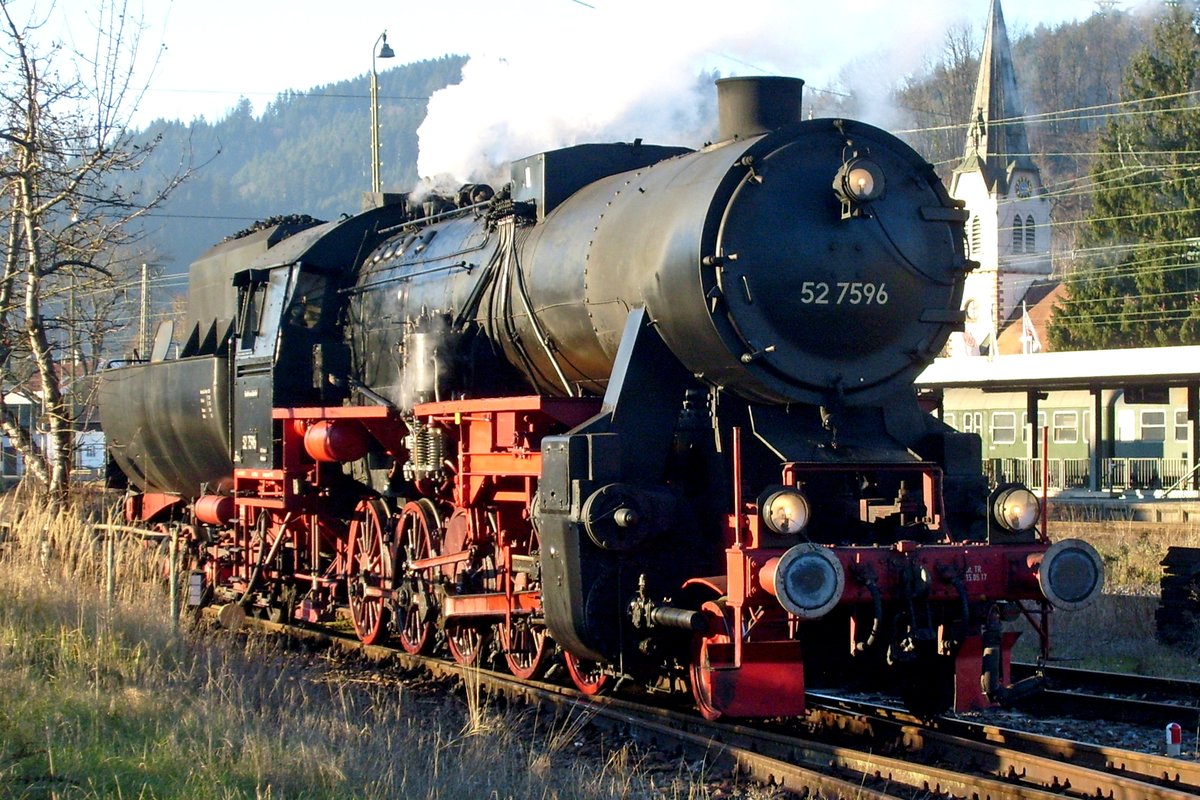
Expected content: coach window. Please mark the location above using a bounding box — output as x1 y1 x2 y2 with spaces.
991 412 1017 445
962 411 983 435
1117 408 1136 441
1021 411 1047 443
1141 409 1166 441
1052 411 1078 443
944 412 956 428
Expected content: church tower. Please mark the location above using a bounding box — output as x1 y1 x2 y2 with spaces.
949 0 1051 355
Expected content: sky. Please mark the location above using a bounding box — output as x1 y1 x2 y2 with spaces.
35 0 1131 183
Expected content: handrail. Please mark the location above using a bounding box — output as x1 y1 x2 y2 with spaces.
984 456 1198 494
1162 459 1200 497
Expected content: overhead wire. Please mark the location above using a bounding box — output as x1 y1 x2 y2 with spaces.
949 94 1200 333
897 88 1200 137
120 59 1200 336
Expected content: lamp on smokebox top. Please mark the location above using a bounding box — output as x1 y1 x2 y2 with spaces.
370 31 395 194
833 155 885 219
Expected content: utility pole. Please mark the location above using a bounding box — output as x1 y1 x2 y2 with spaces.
68 271 77 384
67 270 76 481
138 262 149 358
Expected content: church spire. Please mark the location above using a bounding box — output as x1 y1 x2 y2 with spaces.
958 0 1037 190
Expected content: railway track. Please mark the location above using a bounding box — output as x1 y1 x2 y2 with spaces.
1011 661 1200 727
804 692 1200 798
214 610 1200 800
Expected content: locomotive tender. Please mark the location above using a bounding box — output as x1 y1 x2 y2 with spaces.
99 77 1103 717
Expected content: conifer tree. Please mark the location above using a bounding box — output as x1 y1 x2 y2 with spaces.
1049 2 1200 349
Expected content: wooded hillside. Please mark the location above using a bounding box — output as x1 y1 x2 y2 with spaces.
131 55 468 274
132 10 1160 281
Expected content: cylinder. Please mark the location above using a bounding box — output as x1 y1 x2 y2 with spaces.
510 117 967 406
303 419 369 463
195 494 235 526
717 76 804 141
647 606 709 632
363 89 968 408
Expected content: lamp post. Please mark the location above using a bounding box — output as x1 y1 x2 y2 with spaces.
370 30 395 193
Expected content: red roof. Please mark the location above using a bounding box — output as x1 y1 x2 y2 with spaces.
996 282 1065 355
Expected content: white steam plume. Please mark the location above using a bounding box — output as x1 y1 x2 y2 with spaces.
415 0 979 185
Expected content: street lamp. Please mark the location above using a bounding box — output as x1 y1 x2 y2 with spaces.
370 30 395 193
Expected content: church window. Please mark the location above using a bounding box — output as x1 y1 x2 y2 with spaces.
1012 215 1024 253
971 216 982 254
1025 214 1035 252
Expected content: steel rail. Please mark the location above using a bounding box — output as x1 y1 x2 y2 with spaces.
1013 661 1200 700
1010 662 1200 727
215 611 1197 800
805 691 1200 799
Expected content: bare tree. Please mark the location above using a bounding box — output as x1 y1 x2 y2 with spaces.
896 23 981 172
0 0 188 507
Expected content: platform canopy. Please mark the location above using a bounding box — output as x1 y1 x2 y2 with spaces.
916 345 1200 493
916 346 1200 392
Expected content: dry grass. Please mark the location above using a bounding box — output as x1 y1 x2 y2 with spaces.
4 487 1190 797
1010 517 1200 675
0 497 743 800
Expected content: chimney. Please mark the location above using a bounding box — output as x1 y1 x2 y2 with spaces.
716 76 805 141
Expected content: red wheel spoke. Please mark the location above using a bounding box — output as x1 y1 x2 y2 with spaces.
347 499 392 645
564 651 610 696
498 510 550 679
502 619 549 679
447 624 487 665
396 500 440 655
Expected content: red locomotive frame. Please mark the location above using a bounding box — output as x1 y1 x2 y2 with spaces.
127 395 1082 719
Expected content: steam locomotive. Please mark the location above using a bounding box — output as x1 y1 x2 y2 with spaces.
99 76 1104 718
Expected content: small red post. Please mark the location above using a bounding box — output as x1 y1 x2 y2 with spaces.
1166 722 1183 757
1040 424 1049 542
731 426 743 547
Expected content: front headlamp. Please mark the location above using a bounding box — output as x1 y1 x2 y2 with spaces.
761 488 811 536
991 484 1040 533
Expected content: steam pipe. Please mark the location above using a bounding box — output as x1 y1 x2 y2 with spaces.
239 513 292 605
853 579 882 655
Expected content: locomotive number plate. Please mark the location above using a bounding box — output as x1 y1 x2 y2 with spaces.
799 281 889 305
